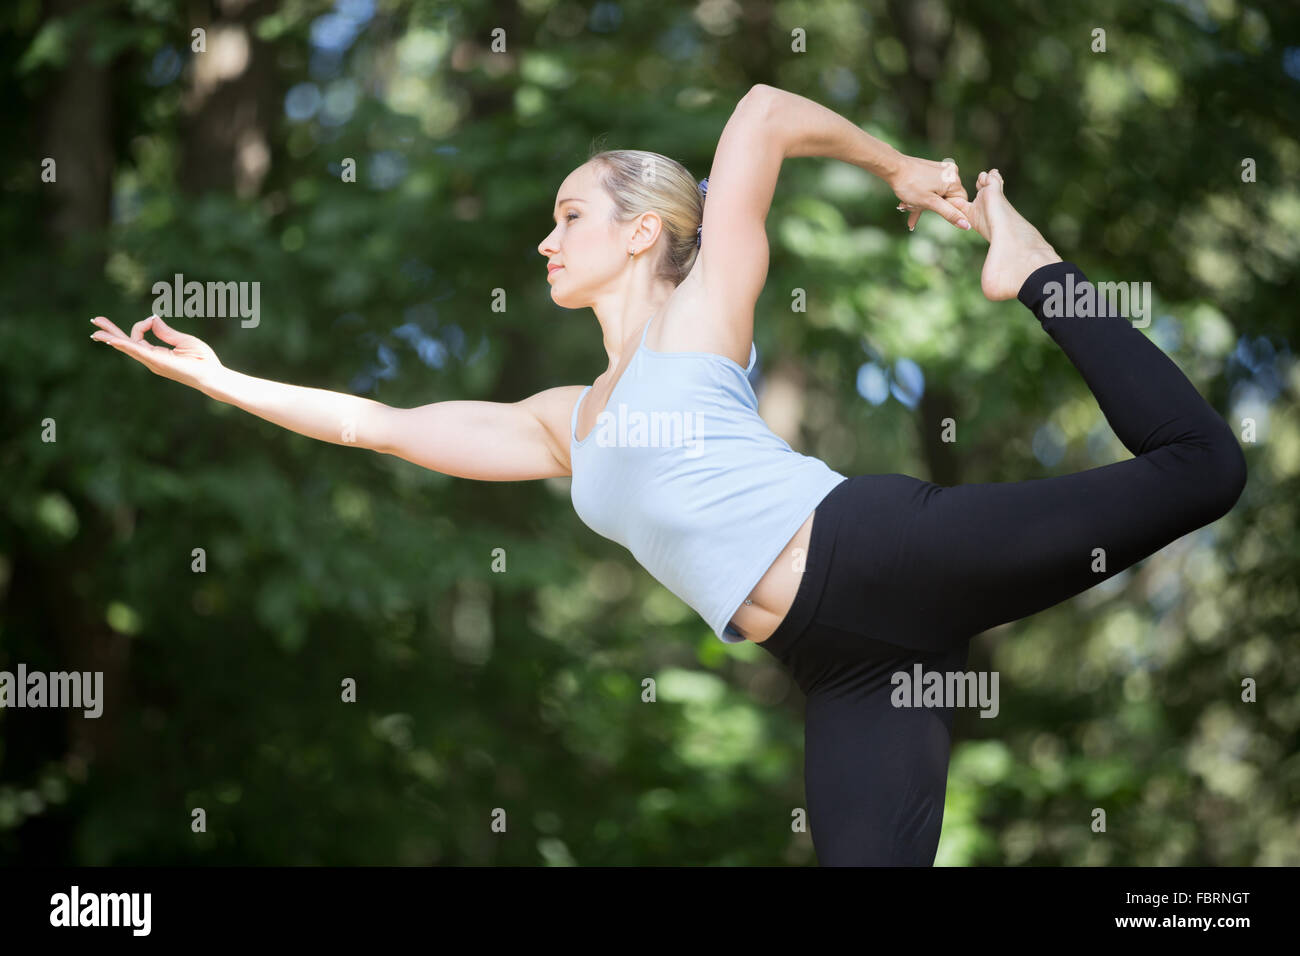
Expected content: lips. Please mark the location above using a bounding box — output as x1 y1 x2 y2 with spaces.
548 265 564 275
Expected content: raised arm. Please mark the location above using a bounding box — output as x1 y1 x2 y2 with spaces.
692 85 784 352
696 85 971 346
758 84 971 231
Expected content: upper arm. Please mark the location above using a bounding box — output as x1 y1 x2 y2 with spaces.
376 385 582 481
694 84 783 348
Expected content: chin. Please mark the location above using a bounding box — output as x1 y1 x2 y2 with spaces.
548 286 581 309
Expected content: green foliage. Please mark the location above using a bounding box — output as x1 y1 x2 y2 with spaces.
1 0 1296 865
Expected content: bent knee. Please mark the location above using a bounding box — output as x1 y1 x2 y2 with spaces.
1199 428 1248 519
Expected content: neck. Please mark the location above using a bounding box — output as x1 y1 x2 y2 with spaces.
590 272 676 371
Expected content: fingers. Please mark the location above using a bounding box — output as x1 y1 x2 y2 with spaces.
939 158 968 201
134 314 188 346
897 157 972 232
130 316 156 342
91 316 130 339
149 314 185 344
924 196 972 231
93 332 147 361
905 199 972 232
90 316 167 361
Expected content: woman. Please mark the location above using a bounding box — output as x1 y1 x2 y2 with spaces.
91 85 1246 865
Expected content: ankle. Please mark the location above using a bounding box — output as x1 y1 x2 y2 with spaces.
1021 249 1062 279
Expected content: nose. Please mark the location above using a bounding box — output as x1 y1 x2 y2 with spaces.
538 227 559 257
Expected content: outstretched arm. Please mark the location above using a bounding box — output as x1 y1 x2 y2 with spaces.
91 314 574 481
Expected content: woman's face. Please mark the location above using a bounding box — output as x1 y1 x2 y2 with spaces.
537 163 638 308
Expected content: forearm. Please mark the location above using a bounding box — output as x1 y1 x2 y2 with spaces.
199 366 391 451
759 86 905 182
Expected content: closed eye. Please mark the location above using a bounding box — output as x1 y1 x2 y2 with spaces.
565 212 578 221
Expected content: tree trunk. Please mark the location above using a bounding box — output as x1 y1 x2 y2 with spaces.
39 0 113 268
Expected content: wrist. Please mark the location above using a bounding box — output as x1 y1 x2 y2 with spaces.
880 149 909 187
197 364 234 400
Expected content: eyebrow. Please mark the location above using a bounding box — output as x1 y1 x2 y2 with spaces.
552 197 586 219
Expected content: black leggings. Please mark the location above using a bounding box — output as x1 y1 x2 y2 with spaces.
758 260 1247 866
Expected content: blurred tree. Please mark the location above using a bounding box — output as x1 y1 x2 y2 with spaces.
0 0 1295 866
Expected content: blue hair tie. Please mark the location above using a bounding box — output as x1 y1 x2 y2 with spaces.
696 177 708 247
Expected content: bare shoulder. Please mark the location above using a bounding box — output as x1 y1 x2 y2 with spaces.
650 266 755 368
518 384 589 475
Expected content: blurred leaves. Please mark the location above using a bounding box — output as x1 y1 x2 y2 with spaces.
0 0 1296 866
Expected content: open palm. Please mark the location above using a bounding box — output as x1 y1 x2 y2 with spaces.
90 315 225 389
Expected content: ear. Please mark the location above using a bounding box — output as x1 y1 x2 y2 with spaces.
632 210 663 247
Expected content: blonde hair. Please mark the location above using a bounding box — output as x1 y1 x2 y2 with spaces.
584 145 704 286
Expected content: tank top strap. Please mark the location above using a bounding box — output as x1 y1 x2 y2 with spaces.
575 313 749 444
641 309 756 375
639 311 656 349
571 385 592 442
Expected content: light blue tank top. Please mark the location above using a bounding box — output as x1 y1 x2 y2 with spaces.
569 312 848 643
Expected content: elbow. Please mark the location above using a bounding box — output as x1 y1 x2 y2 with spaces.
738 83 780 121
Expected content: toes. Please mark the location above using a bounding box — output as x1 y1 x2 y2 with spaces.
989 168 1003 186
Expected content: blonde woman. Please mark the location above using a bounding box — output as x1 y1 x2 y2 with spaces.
92 85 1245 865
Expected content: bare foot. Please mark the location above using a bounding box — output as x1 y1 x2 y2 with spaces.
953 169 1062 301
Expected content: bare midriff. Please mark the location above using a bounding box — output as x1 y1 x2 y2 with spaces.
726 510 816 644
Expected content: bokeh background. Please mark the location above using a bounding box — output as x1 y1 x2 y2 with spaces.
1 0 1297 865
